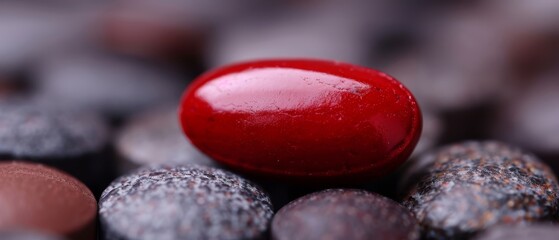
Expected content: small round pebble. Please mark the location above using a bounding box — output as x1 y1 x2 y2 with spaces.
0 103 109 159
0 162 96 240
402 141 559 239
474 224 559 240
272 189 420 240
99 165 274 240
0 101 112 196
116 106 215 173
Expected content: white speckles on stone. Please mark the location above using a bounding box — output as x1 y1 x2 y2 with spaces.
99 165 273 240
0 104 108 158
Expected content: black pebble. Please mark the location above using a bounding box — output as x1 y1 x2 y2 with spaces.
99 165 274 240
402 141 559 240
272 189 420 240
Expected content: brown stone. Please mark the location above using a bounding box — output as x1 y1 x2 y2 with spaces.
0 162 96 240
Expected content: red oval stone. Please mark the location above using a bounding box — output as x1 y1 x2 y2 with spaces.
179 59 422 181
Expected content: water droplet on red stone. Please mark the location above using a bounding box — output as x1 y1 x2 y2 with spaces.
179 59 421 182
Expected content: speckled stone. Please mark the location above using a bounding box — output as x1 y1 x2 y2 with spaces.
0 103 109 159
272 189 420 240
0 231 65 240
115 106 215 174
99 165 274 240
474 224 559 240
0 101 113 196
402 141 559 240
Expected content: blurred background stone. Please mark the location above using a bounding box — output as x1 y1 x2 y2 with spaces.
0 0 558 232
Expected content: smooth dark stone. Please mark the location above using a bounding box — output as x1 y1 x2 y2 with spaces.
272 189 420 240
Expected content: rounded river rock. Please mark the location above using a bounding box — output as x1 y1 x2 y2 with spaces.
402 141 559 239
99 165 274 240
273 189 420 240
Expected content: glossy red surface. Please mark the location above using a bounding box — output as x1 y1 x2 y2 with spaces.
179 59 422 181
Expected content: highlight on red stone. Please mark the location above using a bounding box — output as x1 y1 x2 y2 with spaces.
179 59 422 181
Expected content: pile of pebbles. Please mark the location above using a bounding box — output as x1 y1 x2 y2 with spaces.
1 1 559 240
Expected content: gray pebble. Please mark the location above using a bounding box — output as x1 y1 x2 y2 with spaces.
99 165 274 240
0 102 109 159
402 141 559 239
